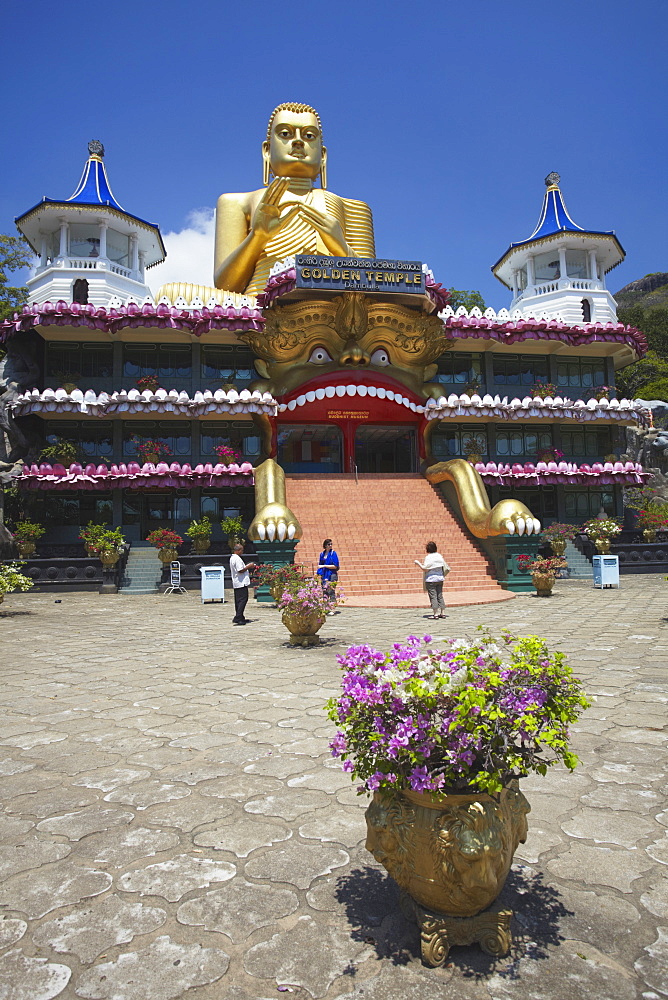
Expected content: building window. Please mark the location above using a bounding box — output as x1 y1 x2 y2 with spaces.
200 421 261 463
566 250 588 279
430 424 488 460
45 421 114 463
495 424 552 459
560 427 612 459
534 252 560 282
122 344 192 380
46 342 113 381
564 488 614 519
68 224 100 259
556 356 606 390
495 485 557 520
44 493 113 528
200 487 255 524
107 229 130 268
434 353 483 389
581 298 592 322
123 421 191 458
201 345 257 387
72 279 89 304
492 354 549 387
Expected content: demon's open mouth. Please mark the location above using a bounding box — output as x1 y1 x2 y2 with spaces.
278 369 426 414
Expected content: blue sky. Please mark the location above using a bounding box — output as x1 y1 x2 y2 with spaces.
4 0 666 307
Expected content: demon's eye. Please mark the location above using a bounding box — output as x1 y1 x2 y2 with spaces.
370 348 390 366
308 347 333 364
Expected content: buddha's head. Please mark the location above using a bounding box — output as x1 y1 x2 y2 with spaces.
262 103 327 187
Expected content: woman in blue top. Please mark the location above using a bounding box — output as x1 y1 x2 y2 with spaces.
317 538 339 599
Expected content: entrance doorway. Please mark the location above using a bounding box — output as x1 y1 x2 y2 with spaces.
355 425 417 473
277 425 343 473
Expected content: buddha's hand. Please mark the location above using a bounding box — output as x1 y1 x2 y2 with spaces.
487 499 541 537
249 502 301 543
251 179 302 244
298 202 350 256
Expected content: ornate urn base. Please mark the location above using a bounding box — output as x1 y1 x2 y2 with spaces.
144 452 160 465
270 583 284 602
549 538 567 557
16 541 36 557
158 548 178 564
365 784 530 966
192 537 211 554
643 528 657 544
281 610 325 646
532 572 555 597
99 550 120 568
594 539 611 554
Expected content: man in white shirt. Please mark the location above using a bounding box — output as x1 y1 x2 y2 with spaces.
229 543 257 626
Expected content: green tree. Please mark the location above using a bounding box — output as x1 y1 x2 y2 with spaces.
616 350 668 401
0 234 34 322
618 305 668 356
447 288 486 312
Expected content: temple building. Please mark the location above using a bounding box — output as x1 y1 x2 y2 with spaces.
0 117 649 596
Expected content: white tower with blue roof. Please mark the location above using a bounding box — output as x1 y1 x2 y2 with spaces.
492 172 624 325
15 140 165 307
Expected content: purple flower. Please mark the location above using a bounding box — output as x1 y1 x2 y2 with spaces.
408 765 432 791
329 733 347 756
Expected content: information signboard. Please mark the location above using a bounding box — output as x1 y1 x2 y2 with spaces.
295 255 424 295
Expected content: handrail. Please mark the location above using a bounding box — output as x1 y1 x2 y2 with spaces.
354 463 359 485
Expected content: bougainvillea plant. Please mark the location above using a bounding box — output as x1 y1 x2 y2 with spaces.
516 555 567 576
13 520 45 542
542 523 577 542
531 382 560 399
146 528 183 549
136 375 160 391
536 447 565 463
214 444 242 464
326 629 590 796
279 576 338 618
133 439 172 462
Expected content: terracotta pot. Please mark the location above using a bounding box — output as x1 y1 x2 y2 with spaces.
158 548 178 564
365 784 529 918
192 537 211 554
594 538 611 554
549 538 567 557
532 572 556 596
99 550 120 568
281 609 325 646
16 541 36 557
643 528 657 544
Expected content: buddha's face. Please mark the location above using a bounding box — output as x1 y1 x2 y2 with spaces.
263 110 325 180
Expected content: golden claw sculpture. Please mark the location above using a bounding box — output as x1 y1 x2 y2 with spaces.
249 458 302 542
425 459 541 539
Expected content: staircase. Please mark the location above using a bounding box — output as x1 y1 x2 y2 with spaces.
119 544 162 595
285 473 510 606
563 539 593 579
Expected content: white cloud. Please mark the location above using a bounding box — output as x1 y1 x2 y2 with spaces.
147 208 215 295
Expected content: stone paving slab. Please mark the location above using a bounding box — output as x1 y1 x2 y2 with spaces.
0 578 667 998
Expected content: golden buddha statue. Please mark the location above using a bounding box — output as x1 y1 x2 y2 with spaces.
214 102 375 297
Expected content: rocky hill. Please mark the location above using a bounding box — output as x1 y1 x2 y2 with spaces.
615 272 668 310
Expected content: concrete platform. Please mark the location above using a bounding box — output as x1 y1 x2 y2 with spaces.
0 576 666 999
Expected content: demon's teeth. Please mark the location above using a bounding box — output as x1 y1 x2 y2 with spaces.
279 384 425 414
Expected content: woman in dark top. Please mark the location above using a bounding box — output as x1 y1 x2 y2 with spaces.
317 538 339 598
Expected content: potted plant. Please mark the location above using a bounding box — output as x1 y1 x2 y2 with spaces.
326 630 589 965
94 527 126 567
258 563 310 603
462 434 486 465
80 522 109 557
52 370 81 393
133 438 172 465
531 382 560 399
221 514 244 549
637 509 668 544
0 562 34 604
185 516 213 554
278 576 336 646
146 528 183 564
517 554 567 596
624 486 668 543
583 516 622 554
536 447 564 464
40 438 78 466
13 520 45 557
214 444 243 465
136 375 160 392
542 522 577 557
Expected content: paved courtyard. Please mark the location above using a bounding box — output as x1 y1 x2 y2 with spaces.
0 577 667 1000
